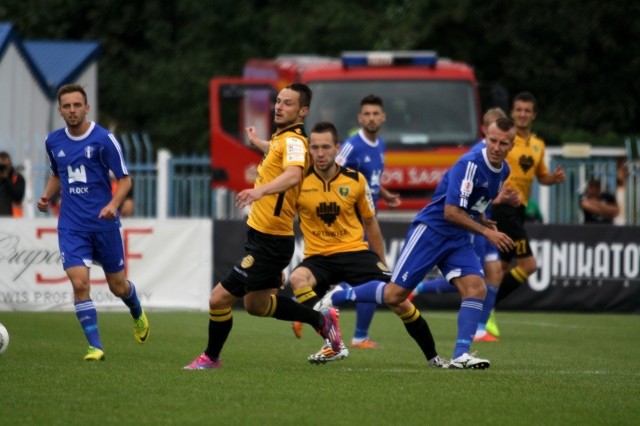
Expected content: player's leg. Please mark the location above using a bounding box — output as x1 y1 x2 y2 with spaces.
98 229 148 344
185 282 239 370
444 243 490 369
67 265 104 360
59 229 105 360
475 247 503 341
496 253 536 304
351 303 378 348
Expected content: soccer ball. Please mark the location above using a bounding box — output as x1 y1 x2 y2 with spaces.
0 323 9 355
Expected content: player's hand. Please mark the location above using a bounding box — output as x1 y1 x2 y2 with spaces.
37 196 49 212
384 192 401 208
494 184 521 207
98 203 118 220
486 229 515 252
236 188 261 208
552 166 566 184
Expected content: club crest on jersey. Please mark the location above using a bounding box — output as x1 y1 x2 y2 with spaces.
85 146 94 159
339 187 349 197
67 165 88 184
241 255 255 269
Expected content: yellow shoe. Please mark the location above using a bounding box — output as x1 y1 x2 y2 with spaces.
485 311 500 337
84 346 105 361
134 310 149 343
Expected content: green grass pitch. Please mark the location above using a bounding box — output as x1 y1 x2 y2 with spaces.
1 310 638 425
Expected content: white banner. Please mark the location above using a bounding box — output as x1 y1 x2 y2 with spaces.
0 218 212 311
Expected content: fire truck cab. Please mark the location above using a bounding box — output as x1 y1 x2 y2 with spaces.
210 51 482 210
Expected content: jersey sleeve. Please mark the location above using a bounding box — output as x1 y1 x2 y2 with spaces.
535 139 550 178
336 141 354 167
445 160 476 209
355 174 376 219
102 133 129 178
282 135 307 168
45 141 59 176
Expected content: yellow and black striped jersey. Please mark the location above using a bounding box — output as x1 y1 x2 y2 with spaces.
296 165 376 257
504 132 550 205
247 123 309 236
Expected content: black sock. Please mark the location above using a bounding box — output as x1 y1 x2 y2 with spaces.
401 305 438 361
495 266 528 306
205 308 233 360
270 295 323 329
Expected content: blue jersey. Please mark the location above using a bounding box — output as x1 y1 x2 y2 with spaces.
413 148 510 239
45 122 128 231
336 130 385 207
470 138 486 153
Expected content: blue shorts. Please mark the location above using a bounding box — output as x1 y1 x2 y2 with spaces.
58 228 125 273
472 234 499 264
391 223 484 290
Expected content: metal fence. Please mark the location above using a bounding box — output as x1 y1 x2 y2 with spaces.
545 139 640 225
27 132 640 224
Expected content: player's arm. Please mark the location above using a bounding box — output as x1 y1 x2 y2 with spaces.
492 183 521 207
379 186 401 208
362 215 387 265
538 166 565 185
37 175 61 212
444 204 514 252
245 126 270 153
99 175 132 220
236 165 303 208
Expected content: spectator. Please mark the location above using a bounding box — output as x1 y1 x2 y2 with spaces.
0 151 25 217
580 178 619 224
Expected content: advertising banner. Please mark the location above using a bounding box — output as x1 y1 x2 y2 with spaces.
213 220 640 312
0 219 212 311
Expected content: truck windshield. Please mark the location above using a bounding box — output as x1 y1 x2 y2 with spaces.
306 80 478 148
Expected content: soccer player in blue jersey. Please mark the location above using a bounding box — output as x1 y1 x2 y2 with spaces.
409 108 520 342
330 94 400 349
37 84 149 361
318 117 517 368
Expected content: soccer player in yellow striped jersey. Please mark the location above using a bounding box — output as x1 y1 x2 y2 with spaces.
246 122 308 236
297 152 379 258
491 92 565 327
185 84 346 370
289 122 447 366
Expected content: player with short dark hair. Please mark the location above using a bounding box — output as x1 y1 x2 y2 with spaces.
490 92 565 333
37 84 149 361
289 122 446 366
184 84 344 370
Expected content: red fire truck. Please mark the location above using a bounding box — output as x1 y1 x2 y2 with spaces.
210 51 483 210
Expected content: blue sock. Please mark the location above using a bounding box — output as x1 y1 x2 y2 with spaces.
454 298 484 359
75 299 102 349
415 277 456 294
353 303 377 340
122 280 143 319
331 280 386 305
477 284 498 331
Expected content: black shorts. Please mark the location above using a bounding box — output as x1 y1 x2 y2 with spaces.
491 204 533 262
294 250 392 297
221 227 294 298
